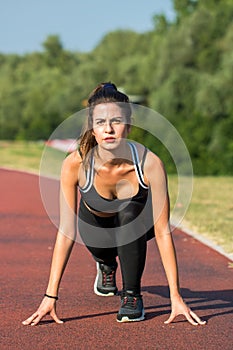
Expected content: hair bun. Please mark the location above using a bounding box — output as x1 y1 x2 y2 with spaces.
103 82 117 90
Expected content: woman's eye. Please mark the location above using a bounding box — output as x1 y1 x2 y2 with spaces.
96 120 105 125
94 118 124 126
112 119 122 124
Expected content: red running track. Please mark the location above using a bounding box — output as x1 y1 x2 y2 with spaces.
0 168 232 350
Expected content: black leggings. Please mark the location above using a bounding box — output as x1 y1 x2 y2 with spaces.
78 199 149 294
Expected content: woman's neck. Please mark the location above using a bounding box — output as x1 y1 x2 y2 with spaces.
95 142 132 167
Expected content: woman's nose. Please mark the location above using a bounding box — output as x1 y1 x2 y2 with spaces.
105 121 113 132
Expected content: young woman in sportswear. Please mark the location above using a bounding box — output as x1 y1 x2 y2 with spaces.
22 82 206 325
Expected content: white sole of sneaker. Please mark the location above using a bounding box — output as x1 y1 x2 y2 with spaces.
116 309 145 323
94 263 116 297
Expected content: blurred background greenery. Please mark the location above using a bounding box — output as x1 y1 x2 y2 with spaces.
0 0 232 257
0 0 232 176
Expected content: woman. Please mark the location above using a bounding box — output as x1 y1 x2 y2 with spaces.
22 82 206 325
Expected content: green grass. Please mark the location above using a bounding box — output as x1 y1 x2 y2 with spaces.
168 176 233 255
0 140 66 177
1 141 232 256
0 141 44 173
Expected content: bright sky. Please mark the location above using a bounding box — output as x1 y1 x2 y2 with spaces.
0 0 175 54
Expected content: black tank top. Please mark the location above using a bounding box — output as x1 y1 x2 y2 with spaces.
79 142 149 214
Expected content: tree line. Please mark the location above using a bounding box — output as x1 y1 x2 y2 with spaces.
0 0 232 175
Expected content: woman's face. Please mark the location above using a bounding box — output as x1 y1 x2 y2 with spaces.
92 103 130 149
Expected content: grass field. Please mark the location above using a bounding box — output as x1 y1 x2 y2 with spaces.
1 141 232 256
0 140 44 173
168 175 233 256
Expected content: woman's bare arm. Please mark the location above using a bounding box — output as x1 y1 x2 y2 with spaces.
144 151 206 325
22 152 81 326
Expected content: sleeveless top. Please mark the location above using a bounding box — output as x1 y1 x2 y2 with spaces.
79 142 149 214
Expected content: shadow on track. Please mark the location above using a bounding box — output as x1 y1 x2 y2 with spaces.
142 285 233 322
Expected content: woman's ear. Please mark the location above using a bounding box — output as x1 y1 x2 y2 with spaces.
127 124 131 134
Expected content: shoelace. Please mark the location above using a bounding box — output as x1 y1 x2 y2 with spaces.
122 296 137 308
102 271 115 286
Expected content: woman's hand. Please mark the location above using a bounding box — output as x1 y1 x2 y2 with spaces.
164 295 206 326
22 297 63 326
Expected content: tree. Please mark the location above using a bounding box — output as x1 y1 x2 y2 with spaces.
173 0 198 20
42 35 63 66
152 14 170 34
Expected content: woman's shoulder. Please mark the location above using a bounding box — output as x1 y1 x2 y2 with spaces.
63 150 82 168
61 150 83 184
143 149 167 185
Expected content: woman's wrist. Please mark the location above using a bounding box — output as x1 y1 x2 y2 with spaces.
44 293 58 300
170 292 182 303
169 286 181 300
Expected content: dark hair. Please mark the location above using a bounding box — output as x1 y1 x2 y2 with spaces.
79 82 131 160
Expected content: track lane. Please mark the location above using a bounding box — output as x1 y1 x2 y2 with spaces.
0 169 232 350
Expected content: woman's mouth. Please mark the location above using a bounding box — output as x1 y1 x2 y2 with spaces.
104 137 116 143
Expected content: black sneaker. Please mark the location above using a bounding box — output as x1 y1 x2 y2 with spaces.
94 262 118 296
117 292 145 322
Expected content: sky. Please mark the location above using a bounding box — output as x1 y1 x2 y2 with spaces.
0 0 175 55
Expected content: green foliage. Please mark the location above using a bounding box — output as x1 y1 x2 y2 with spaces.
174 0 198 20
0 0 232 175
